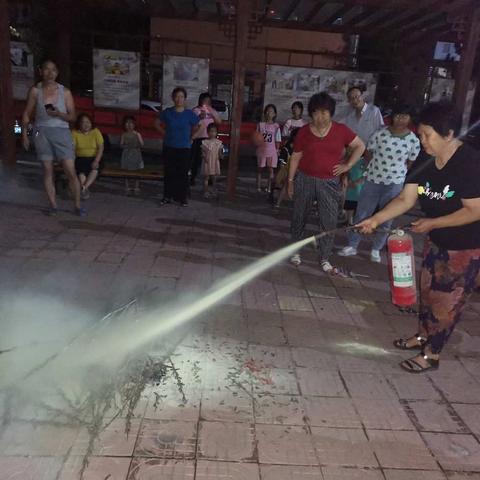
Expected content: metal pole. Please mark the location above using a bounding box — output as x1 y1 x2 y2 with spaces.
454 4 480 121
0 0 16 169
226 0 249 200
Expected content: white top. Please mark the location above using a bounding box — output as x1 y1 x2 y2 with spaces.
343 103 384 144
365 127 421 185
282 118 308 138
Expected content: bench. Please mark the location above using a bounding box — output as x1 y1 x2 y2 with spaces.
53 165 164 192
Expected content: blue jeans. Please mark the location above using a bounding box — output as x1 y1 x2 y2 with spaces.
347 180 404 251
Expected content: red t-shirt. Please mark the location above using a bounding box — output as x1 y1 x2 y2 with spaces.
293 122 356 179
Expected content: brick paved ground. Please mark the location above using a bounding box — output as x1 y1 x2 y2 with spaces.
1 164 480 480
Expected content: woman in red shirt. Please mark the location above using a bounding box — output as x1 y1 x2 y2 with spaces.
287 92 365 273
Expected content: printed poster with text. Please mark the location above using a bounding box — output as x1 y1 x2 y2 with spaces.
10 41 34 100
162 56 209 110
93 49 140 110
264 65 377 122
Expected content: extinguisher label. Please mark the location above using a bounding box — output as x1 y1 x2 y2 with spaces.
391 253 414 287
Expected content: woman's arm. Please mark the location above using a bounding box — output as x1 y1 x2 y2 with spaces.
333 136 365 176
210 107 222 126
136 131 144 147
21 86 37 150
287 151 303 199
120 133 125 147
93 143 104 167
411 197 480 234
154 118 165 135
357 183 418 233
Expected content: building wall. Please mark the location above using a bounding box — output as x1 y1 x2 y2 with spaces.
150 18 350 73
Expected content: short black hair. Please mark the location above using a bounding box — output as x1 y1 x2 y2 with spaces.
172 87 187 99
308 92 336 117
206 122 218 133
264 103 277 120
122 115 136 128
347 85 364 97
40 59 58 69
76 113 94 130
392 103 413 117
198 92 212 106
291 101 304 112
418 102 462 137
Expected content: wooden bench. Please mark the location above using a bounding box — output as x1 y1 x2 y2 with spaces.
53 165 164 192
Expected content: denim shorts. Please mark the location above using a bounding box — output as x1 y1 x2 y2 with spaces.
34 126 75 162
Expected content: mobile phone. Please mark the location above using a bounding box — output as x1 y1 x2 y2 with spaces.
44 104 55 111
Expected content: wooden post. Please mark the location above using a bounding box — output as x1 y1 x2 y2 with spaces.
227 0 249 200
55 0 72 86
454 4 480 120
0 0 16 168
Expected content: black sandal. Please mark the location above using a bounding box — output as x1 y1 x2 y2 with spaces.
400 352 439 374
393 333 427 351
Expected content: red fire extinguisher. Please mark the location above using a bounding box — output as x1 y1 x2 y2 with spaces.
387 229 417 307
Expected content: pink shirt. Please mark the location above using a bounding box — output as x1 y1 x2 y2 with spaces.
193 106 221 139
256 122 281 155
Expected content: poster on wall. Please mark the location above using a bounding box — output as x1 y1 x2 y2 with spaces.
93 49 140 110
10 41 34 100
429 78 455 102
264 65 377 122
162 55 209 110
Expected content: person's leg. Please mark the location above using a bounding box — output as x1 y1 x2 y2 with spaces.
61 159 81 209
178 148 191 204
78 173 86 188
291 171 313 242
267 166 274 193
314 178 341 262
42 161 57 208
84 169 98 190
163 147 173 201
346 181 383 249
257 167 263 191
372 183 404 251
190 139 203 185
276 184 287 207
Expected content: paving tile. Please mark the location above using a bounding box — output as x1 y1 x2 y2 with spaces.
197 421 255 462
255 394 306 425
422 432 480 472
368 429 439 470
311 427 378 468
383 470 447 480
275 284 309 298
248 324 286 346
134 419 197 459
256 424 318 465
453 404 480 435
260 464 323 479
352 398 414 430
60 456 132 480
321 466 384 480
127 459 195 479
336 355 382 373
283 318 328 348
291 347 337 370
297 369 348 397
388 374 442 400
252 368 299 395
195 460 260 479
201 389 253 423
0 422 81 456
74 418 141 456
0 456 63 480
405 400 468 433
278 295 314 312
248 344 294 369
342 372 398 399
446 473 480 479
429 375 480 404
304 397 361 428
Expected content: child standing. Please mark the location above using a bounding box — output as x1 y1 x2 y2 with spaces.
201 123 223 198
120 116 144 195
282 101 307 139
256 104 281 193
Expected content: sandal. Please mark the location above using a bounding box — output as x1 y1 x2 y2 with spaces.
393 333 427 350
400 352 439 374
321 261 348 277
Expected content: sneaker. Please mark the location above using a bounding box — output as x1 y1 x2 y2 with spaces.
181 202 188 207
321 260 334 273
370 249 381 263
46 207 58 217
160 198 171 205
290 253 302 266
75 207 87 217
338 246 357 257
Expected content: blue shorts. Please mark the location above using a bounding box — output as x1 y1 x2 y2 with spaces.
34 127 74 162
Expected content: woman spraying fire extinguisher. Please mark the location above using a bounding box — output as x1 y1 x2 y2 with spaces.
357 102 480 374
